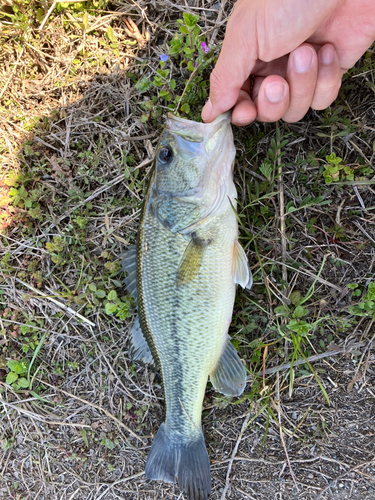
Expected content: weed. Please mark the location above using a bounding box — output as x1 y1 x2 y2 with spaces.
236 125 341 403
136 13 214 122
0 436 15 451
46 236 66 265
104 290 132 320
0 2 374 495
348 282 375 317
19 320 43 354
286 195 331 214
6 359 29 390
322 152 355 184
347 283 362 297
124 402 149 431
100 434 117 450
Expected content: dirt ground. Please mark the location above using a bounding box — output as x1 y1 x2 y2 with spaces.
1 1 375 500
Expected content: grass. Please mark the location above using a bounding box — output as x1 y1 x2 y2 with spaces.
1 1 375 499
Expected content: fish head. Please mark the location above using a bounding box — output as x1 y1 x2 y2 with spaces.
151 113 236 232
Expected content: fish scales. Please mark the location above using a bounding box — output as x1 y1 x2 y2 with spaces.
123 113 252 500
141 198 238 435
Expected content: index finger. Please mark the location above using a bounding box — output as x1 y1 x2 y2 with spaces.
202 10 258 122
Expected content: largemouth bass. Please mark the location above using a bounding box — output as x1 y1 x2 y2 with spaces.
122 112 252 500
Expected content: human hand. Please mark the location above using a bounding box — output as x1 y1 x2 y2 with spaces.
202 0 375 125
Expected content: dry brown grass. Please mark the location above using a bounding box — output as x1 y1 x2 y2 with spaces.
1 1 375 499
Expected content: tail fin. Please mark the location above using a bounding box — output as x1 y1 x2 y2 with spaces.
145 423 211 500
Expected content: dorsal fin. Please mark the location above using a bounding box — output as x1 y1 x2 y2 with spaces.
129 315 153 365
121 245 138 301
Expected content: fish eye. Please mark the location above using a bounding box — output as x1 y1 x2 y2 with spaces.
158 147 173 164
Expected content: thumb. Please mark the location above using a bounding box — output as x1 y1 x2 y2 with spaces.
202 12 258 122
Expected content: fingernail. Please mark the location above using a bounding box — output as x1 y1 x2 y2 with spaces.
202 98 212 122
234 117 252 126
294 46 314 73
264 82 287 103
321 45 334 65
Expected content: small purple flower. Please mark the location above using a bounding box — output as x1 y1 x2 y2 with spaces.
160 54 169 62
201 42 210 54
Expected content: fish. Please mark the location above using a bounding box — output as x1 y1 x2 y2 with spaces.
121 112 252 500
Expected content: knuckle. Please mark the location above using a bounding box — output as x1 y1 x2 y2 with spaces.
282 107 308 123
209 69 223 93
312 83 341 110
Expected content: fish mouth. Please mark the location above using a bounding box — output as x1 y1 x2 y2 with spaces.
165 112 232 144
166 111 231 126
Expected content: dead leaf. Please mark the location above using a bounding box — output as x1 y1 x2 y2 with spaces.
124 18 146 47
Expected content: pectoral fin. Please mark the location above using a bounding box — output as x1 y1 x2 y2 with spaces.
210 340 247 396
232 240 252 289
176 234 211 286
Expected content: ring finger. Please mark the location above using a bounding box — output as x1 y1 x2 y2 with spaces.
282 44 318 123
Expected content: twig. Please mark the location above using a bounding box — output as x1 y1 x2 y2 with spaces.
275 376 299 492
335 198 345 226
128 0 154 27
60 463 144 488
334 179 375 185
250 341 365 379
276 122 288 290
347 320 374 391
220 413 250 500
317 459 375 498
353 220 375 244
349 139 371 164
39 2 57 30
87 11 133 34
56 158 152 223
174 63 201 114
353 185 366 209
24 41 60 62
0 234 49 254
214 455 350 467
95 472 145 500
0 46 25 100
96 342 140 402
276 126 289 358
210 0 229 46
262 256 344 292
0 395 90 428
15 279 96 327
162 0 215 13
35 378 145 444
244 166 267 182
63 111 73 159
34 136 61 152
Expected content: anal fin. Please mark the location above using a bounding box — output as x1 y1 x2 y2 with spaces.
210 340 246 396
232 240 252 289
